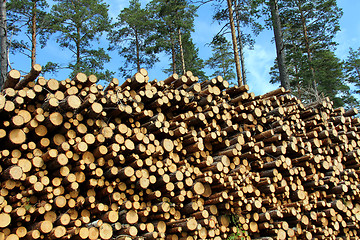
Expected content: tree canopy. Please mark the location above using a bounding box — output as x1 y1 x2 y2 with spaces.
7 0 50 67
108 0 158 78
2 0 360 109
49 0 112 80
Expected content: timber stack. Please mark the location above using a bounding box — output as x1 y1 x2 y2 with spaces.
0 64 359 240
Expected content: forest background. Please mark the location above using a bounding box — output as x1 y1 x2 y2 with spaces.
3 0 360 109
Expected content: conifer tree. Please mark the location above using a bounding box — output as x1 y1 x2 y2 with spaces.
109 0 157 78
7 0 50 67
49 0 112 80
269 0 347 105
314 50 350 107
206 35 236 83
345 47 360 95
212 0 263 86
0 0 7 88
148 0 201 76
269 0 290 90
176 32 206 79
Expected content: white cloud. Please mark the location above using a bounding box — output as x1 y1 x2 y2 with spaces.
107 0 129 20
193 3 279 96
245 38 278 96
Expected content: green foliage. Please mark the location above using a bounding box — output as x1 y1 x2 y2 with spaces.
206 35 236 84
155 0 197 32
279 0 342 54
108 0 158 78
212 0 263 49
343 47 360 108
271 49 353 108
49 0 112 80
7 0 50 61
268 0 352 107
314 50 350 108
42 61 61 76
163 31 207 80
148 0 201 74
226 214 249 240
345 48 360 93
178 32 206 80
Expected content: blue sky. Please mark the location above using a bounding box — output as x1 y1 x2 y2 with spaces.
9 1 360 96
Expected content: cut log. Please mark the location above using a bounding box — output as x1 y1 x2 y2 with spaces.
15 64 42 89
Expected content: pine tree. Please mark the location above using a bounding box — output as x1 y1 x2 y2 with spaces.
212 0 263 86
274 0 342 97
148 0 201 75
49 0 112 80
314 50 350 108
206 35 236 83
345 47 360 95
7 0 50 67
0 0 7 87
269 0 290 90
226 0 242 85
175 32 206 80
109 0 157 78
269 0 346 105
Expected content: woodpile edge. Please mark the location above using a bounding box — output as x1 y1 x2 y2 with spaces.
0 64 359 240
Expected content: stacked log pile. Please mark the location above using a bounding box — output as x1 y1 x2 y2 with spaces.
0 64 359 240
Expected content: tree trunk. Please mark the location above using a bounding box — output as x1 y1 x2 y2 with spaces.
178 28 186 75
76 25 81 67
295 64 301 99
234 0 247 86
226 0 242 86
269 0 290 91
0 0 7 88
170 35 176 74
297 0 318 98
135 29 140 72
31 0 37 67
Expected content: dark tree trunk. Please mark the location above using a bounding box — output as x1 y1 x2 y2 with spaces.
31 0 37 67
178 28 186 75
234 0 247 86
170 35 176 74
238 30 246 86
269 0 290 90
76 25 80 68
135 29 140 72
226 0 242 86
0 0 7 88
295 64 302 99
297 0 318 97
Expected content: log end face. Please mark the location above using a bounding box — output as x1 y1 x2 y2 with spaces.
7 166 23 180
40 221 53 234
0 213 11 228
9 129 26 145
162 139 174 152
49 112 63 126
186 218 197 231
193 182 205 195
33 64 42 73
74 72 87 83
68 95 82 110
139 68 148 77
126 210 139 224
99 223 113 240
